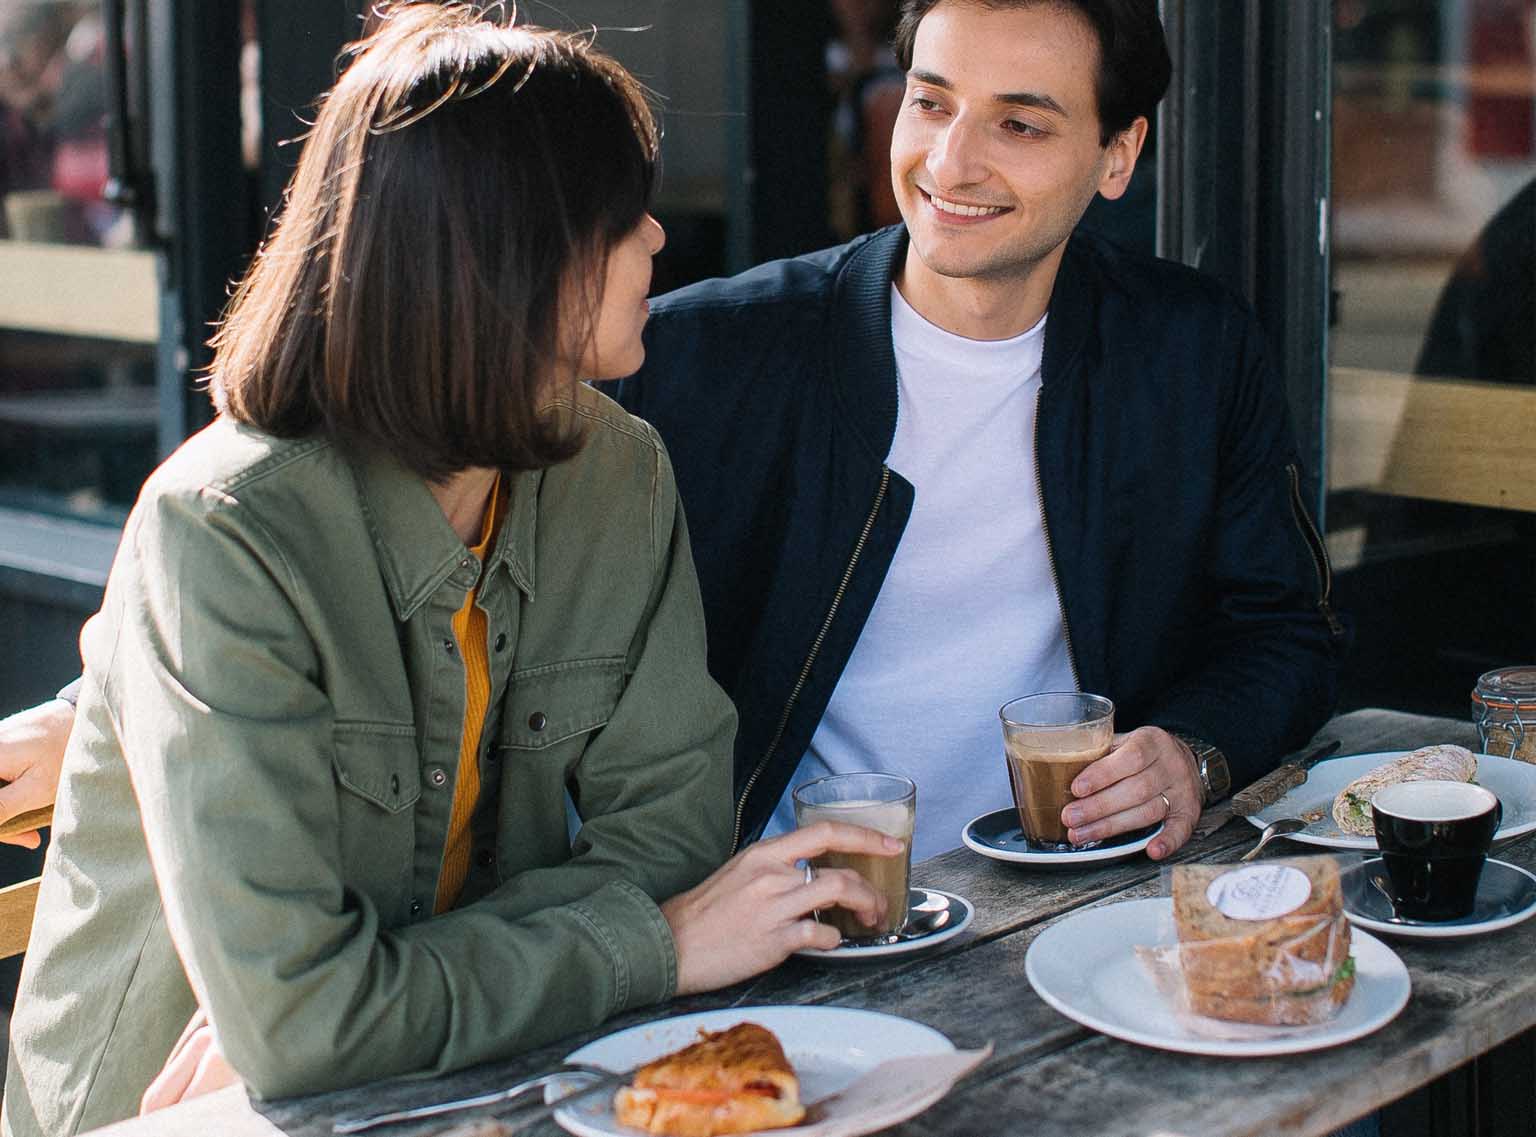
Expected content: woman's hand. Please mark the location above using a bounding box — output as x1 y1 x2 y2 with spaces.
661 822 904 995
139 1009 238 1115
0 699 74 849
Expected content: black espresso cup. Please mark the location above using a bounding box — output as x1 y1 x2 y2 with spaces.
1372 780 1502 921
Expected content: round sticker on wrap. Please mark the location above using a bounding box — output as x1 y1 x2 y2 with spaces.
1205 865 1313 921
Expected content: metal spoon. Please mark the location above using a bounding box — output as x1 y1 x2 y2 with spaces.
1238 817 1308 861
840 889 958 947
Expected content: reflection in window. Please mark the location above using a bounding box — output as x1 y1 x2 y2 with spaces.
1329 0 1536 715
0 0 156 522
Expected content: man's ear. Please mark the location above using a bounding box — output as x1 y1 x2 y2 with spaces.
1097 116 1150 202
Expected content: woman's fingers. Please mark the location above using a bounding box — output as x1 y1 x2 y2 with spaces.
784 865 885 929
140 1030 211 1115
755 820 904 864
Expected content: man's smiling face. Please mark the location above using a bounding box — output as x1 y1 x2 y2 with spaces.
891 1 1141 294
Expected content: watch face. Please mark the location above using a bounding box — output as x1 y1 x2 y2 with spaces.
1205 752 1232 798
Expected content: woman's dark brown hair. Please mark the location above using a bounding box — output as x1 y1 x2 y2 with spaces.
209 3 659 479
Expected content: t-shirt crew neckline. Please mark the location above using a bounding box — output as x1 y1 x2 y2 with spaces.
888 284 1048 366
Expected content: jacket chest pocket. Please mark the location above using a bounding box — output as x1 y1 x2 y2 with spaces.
496 657 627 757
491 658 626 866
332 724 420 915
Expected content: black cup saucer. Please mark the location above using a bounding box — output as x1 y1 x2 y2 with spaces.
1342 857 1536 939
961 808 1161 868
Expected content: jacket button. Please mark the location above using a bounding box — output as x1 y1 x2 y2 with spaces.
428 767 448 788
443 638 455 654
528 711 547 732
475 848 495 869
410 899 422 916
390 773 400 795
494 633 508 653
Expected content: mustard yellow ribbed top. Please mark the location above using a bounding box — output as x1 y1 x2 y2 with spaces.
435 475 503 913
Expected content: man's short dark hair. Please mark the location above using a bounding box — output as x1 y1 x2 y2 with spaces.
893 0 1172 145
208 4 658 481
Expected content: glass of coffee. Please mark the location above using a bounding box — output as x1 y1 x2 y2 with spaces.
999 692 1114 850
792 772 916 940
1372 780 1501 921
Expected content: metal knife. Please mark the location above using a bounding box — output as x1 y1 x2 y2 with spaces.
1229 740 1343 817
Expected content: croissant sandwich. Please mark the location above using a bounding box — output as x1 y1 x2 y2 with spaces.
613 1022 806 1137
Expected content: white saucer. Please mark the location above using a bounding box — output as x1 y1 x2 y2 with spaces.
793 887 974 960
962 807 1162 867
1342 857 1536 939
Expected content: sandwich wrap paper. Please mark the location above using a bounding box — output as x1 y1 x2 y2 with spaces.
773 1045 993 1137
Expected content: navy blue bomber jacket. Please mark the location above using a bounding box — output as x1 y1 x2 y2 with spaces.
609 225 1347 849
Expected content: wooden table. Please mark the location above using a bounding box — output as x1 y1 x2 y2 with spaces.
89 708 1528 1137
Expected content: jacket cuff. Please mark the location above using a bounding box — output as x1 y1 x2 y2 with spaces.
569 879 677 1013
56 677 84 706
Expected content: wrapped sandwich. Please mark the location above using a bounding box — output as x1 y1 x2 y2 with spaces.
612 1022 806 1137
1170 857 1354 1026
1332 744 1478 836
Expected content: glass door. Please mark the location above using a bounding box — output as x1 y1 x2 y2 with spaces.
1327 0 1536 714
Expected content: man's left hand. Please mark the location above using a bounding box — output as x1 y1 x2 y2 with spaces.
1061 726 1203 860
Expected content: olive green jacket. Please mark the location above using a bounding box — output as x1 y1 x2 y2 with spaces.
2 386 735 1137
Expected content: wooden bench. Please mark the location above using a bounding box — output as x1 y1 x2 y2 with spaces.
1329 366 1536 513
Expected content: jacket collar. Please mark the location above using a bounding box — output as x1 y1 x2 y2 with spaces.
830 226 1098 459
349 447 538 622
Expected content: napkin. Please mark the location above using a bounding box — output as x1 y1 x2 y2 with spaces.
774 1044 993 1137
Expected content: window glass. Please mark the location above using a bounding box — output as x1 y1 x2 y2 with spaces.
0 0 156 524
1329 0 1536 714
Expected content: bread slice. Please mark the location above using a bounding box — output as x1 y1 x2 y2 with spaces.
612 1022 805 1137
1171 858 1355 1019
1332 744 1478 835
1187 959 1357 1026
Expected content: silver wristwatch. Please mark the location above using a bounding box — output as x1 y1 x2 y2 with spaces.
1173 732 1232 806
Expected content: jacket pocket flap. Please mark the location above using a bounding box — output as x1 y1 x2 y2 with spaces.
499 658 626 750
332 724 421 813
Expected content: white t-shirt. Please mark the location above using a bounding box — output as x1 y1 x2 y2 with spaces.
766 287 1075 862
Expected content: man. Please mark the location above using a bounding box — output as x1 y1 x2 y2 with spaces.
609 0 1344 862
0 0 1343 870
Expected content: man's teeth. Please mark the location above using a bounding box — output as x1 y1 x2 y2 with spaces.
928 194 1006 217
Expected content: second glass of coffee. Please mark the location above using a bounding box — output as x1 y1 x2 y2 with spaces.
999 693 1114 850
792 772 916 940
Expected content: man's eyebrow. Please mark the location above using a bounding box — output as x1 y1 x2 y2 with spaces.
907 70 1068 117
997 90 1068 117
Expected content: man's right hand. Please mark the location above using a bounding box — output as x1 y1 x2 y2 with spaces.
660 822 904 995
0 698 74 849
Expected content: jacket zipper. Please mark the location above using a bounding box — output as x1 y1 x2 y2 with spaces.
730 466 893 853
1034 391 1082 689
1286 462 1345 639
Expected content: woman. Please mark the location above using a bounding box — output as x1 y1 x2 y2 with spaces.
0 8 895 1135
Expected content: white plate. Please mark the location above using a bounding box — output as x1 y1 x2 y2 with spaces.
1024 897 1410 1057
1246 751 1536 851
549 1006 954 1137
792 888 974 961
1342 857 1536 940
962 807 1163 866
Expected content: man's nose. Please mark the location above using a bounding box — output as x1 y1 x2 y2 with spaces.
927 116 988 190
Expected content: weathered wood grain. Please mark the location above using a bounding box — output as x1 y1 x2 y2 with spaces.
82 709 1525 1137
